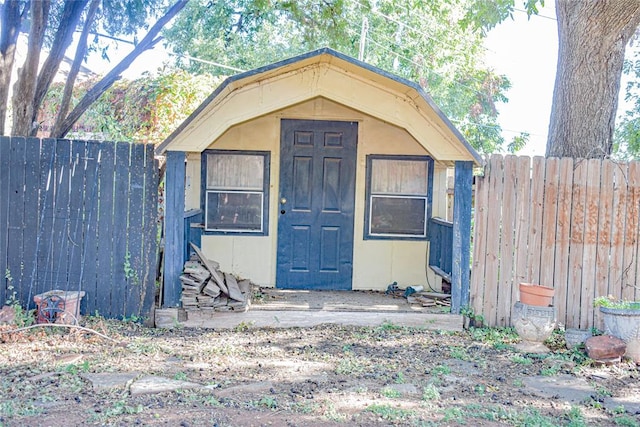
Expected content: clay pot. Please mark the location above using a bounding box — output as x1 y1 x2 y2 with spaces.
519 283 554 307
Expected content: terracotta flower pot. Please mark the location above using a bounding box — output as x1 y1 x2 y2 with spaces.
519 283 554 307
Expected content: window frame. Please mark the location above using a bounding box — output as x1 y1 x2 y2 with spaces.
364 154 434 241
201 149 270 236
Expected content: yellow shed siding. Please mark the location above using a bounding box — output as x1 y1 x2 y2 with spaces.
186 98 447 290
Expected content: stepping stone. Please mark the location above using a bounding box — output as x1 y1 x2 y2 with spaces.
82 372 140 392
384 383 420 396
129 375 203 396
522 374 594 404
215 381 274 398
604 394 640 414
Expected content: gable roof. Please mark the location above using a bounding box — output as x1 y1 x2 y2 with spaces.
156 47 482 165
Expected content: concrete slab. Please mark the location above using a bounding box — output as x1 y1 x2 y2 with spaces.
522 375 594 404
604 394 640 414
129 375 203 396
181 310 462 331
82 372 140 392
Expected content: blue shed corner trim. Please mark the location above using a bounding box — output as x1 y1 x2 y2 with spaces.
163 151 186 307
451 161 473 314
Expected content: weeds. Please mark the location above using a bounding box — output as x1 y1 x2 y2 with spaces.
365 404 414 421
380 386 401 398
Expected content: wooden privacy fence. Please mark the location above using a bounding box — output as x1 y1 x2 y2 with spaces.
0 137 159 319
471 154 640 330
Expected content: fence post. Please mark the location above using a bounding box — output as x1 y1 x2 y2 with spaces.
163 151 186 308
452 161 473 314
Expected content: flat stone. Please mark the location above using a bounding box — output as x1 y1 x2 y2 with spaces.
515 341 551 354
55 354 83 365
130 375 203 396
522 375 594 404
604 393 640 414
82 372 140 392
385 383 420 396
216 381 274 398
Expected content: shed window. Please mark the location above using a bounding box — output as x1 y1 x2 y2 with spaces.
365 155 433 239
203 150 270 234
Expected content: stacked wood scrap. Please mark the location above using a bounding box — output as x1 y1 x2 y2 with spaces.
407 292 451 307
180 243 253 312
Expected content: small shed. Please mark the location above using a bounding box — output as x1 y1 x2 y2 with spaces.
157 48 481 312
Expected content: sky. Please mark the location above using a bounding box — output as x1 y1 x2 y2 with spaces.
483 3 559 157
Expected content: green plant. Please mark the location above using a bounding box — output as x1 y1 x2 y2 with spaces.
613 415 640 427
233 321 254 332
431 365 451 376
422 384 441 401
123 252 140 285
258 396 277 409
461 305 485 327
4 277 35 328
511 355 533 365
365 404 414 421
336 357 366 375
174 371 188 381
564 406 586 427
380 386 401 398
594 295 640 310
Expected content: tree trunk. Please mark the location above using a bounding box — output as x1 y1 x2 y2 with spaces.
11 0 49 136
546 0 640 159
29 0 88 136
0 1 26 135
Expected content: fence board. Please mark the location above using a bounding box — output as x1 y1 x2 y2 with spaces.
527 157 545 284
21 138 41 306
67 141 88 300
594 160 614 327
0 136 10 305
35 139 56 303
609 163 628 302
80 142 101 315
513 156 532 286
111 143 130 317
568 160 587 328
553 157 573 325
7 137 26 300
142 146 159 315
126 143 145 317
540 158 559 289
482 154 504 325
470 159 489 315
497 155 517 326
471 155 640 329
626 161 640 302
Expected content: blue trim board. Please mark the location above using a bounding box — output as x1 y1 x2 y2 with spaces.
451 161 473 314
163 151 186 307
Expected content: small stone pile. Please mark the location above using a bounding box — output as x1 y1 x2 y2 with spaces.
180 244 252 312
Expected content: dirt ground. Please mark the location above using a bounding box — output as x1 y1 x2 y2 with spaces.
1 292 639 426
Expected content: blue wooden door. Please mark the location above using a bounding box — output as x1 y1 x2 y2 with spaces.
277 119 357 290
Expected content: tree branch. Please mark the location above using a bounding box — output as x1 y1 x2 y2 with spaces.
51 0 100 137
53 0 189 139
